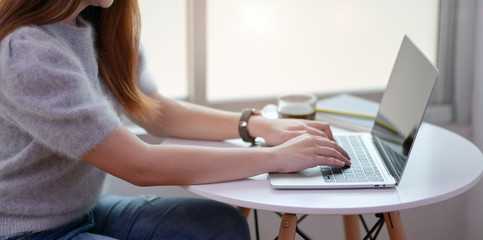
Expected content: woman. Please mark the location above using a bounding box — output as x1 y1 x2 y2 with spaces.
0 0 350 239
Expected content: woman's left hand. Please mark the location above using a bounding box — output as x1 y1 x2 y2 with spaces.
248 116 335 146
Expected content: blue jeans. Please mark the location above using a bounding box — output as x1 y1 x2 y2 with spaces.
4 195 250 240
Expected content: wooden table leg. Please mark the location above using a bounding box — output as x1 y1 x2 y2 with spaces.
278 213 297 240
343 215 361 240
384 212 407 240
237 207 251 219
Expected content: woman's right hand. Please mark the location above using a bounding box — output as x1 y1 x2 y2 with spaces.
268 133 351 173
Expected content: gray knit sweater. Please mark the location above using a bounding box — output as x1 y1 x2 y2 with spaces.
0 18 157 236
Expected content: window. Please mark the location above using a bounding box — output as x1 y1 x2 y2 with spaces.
138 0 188 99
206 0 439 101
139 0 440 104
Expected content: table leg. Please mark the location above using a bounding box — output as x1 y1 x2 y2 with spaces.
238 207 251 219
278 213 297 240
384 212 407 240
343 215 361 240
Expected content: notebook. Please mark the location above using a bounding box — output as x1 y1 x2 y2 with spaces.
269 35 439 189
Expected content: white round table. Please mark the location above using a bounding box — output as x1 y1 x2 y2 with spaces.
184 123 483 215
163 123 483 239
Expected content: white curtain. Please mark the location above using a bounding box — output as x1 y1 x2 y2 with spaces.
474 1 483 154
464 1 483 239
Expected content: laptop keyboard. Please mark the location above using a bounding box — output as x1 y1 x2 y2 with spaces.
320 135 384 183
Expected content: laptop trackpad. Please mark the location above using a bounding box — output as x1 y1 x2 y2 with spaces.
269 167 326 187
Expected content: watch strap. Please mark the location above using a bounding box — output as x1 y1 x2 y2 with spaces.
238 108 261 144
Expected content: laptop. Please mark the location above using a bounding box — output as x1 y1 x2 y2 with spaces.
269 35 439 189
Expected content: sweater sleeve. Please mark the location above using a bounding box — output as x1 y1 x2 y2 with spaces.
0 27 121 159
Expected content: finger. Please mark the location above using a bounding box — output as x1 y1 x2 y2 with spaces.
305 127 328 139
316 156 346 167
315 145 351 166
307 121 334 140
314 137 351 160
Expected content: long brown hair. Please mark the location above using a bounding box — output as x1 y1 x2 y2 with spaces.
0 0 159 120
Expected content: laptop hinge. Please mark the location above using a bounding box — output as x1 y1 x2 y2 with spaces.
373 136 402 184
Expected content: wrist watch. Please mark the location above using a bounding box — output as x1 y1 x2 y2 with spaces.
238 108 261 144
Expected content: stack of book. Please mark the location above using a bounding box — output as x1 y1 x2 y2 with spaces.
316 94 379 132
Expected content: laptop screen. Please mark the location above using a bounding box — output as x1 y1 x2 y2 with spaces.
371 36 438 183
